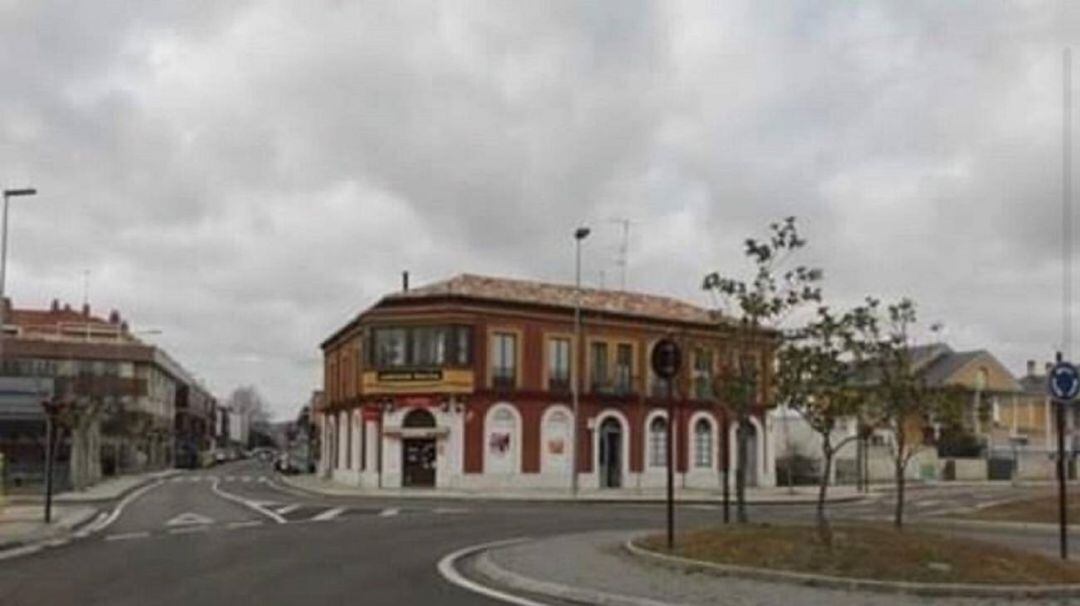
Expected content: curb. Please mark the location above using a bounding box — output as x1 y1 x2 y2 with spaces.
277 475 867 506
0 506 101 561
623 536 1080 599
53 470 182 505
473 547 674 606
919 516 1072 534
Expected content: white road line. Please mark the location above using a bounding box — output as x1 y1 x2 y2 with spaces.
105 532 150 541
209 478 287 524
436 538 548 606
171 477 184 483
378 508 400 517
227 521 264 529
312 507 346 521
241 476 252 483
169 526 210 535
433 507 470 515
0 545 42 561
88 479 168 535
274 504 301 516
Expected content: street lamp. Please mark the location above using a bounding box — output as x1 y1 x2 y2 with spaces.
571 226 590 496
0 187 37 368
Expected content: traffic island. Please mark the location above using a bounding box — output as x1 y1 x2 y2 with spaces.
628 524 1080 598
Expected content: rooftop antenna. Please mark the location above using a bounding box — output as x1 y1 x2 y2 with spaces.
609 218 633 290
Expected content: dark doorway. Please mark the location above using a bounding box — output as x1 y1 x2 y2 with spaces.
599 418 622 488
402 409 437 487
402 438 436 487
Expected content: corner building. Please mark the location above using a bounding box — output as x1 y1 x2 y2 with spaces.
319 274 776 490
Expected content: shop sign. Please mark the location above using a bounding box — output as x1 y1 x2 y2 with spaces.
377 369 444 382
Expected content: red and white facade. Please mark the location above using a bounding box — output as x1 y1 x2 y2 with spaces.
318 274 776 491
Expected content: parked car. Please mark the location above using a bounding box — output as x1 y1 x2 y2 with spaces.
213 449 228 465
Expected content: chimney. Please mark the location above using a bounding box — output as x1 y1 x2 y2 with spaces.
50 299 59 312
402 270 409 292
63 303 71 312
120 321 129 333
108 310 120 325
82 303 90 317
1027 360 1036 377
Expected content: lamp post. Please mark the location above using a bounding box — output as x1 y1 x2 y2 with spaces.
0 187 37 367
571 226 590 496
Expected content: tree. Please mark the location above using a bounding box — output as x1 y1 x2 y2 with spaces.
776 305 864 536
704 217 822 523
852 298 963 529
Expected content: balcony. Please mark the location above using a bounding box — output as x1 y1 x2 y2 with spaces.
492 371 516 392
547 377 570 394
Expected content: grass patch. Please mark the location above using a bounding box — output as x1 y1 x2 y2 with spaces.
640 524 1080 585
964 492 1080 525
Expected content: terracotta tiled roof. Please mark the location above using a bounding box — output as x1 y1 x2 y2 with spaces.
382 273 723 325
9 308 111 329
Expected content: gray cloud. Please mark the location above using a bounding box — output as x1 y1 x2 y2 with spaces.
3 0 1079 417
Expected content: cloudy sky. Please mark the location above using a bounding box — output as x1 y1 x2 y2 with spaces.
2 1 1079 418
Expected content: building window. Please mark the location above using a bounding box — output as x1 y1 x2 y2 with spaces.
591 342 609 393
694 419 713 468
693 348 713 400
373 328 407 367
648 416 668 467
614 344 633 395
369 325 472 369
491 333 517 389
548 337 571 392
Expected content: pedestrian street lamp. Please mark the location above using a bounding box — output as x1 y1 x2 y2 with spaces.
0 187 37 368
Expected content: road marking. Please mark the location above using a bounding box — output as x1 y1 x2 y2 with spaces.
166 512 215 527
171 477 184 483
241 476 252 482
89 479 168 535
378 508 400 517
210 478 287 524
227 521 264 529
433 507 470 515
105 532 150 541
169 526 211 535
274 504 301 516
917 500 941 508
436 538 548 606
312 507 346 521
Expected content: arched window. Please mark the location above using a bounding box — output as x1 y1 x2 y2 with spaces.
694 419 713 468
403 408 436 428
648 417 668 467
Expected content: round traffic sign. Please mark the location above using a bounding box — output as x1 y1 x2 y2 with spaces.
1049 361 1080 401
651 338 682 380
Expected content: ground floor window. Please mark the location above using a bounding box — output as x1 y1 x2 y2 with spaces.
648 417 667 467
694 419 712 467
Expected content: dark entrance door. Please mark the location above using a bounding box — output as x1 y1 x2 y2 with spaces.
599 418 622 488
402 438 436 487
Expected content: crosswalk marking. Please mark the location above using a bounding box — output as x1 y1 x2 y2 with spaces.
166 512 215 527
274 504 301 516
378 508 400 517
106 532 149 541
312 507 345 521
169 526 211 535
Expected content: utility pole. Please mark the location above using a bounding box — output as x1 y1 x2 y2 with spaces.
571 227 590 496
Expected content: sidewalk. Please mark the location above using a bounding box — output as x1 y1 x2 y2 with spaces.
5 468 180 506
471 530 1031 606
280 473 869 504
0 504 99 553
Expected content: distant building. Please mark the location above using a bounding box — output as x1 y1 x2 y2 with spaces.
0 299 212 489
320 273 777 490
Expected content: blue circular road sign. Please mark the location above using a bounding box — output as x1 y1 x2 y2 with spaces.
1049 361 1080 401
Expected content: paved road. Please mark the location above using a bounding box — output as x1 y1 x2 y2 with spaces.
0 463 1063 605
